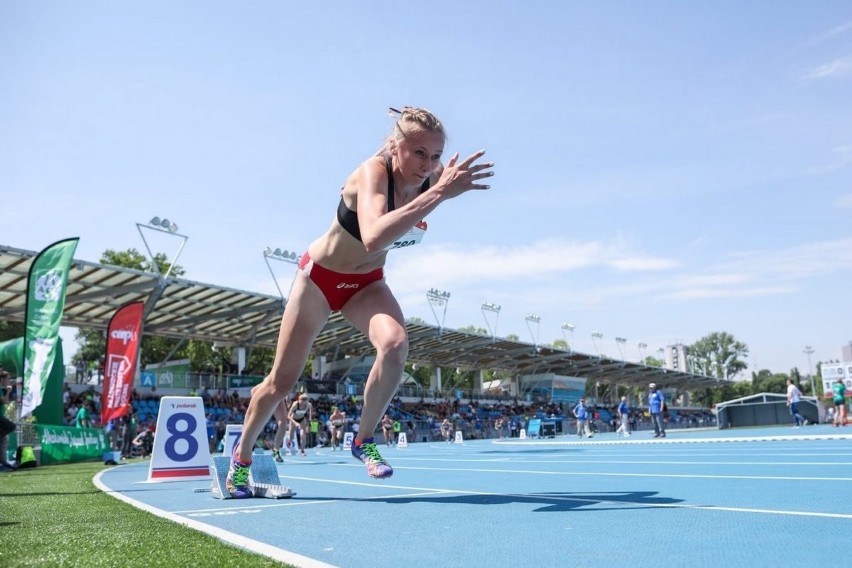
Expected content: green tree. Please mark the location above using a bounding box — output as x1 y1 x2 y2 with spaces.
74 328 106 365
405 362 433 389
458 324 488 336
0 320 25 342
246 345 276 376
552 338 568 350
101 248 185 277
689 332 748 379
752 370 789 395
71 248 188 368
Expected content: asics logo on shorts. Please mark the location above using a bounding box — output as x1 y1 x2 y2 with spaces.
337 283 359 289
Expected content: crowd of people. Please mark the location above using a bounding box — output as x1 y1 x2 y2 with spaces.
53 381 720 463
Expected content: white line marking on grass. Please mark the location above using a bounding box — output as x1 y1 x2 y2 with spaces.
94 470 339 568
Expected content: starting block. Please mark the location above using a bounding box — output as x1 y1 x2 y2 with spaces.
209 454 296 500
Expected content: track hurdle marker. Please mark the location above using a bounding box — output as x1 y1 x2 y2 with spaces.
222 424 242 457
397 432 408 448
454 431 464 444
147 396 211 482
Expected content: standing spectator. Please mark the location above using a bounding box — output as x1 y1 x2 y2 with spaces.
615 396 631 437
786 379 807 428
0 368 17 470
120 409 138 459
648 383 666 438
405 419 415 442
393 418 402 443
832 377 847 427
573 398 591 438
509 417 519 438
75 400 93 429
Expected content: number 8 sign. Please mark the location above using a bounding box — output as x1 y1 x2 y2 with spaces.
147 396 211 481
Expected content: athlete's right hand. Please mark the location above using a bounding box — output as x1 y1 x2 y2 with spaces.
437 150 494 198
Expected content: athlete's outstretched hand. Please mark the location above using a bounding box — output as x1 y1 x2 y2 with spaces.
437 150 494 199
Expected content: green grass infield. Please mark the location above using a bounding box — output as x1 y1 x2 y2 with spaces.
0 461 293 568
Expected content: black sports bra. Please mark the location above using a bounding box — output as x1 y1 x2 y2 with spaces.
337 157 431 242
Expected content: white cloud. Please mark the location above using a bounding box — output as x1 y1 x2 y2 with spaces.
796 20 852 50
388 237 678 291
388 235 852 324
804 56 852 79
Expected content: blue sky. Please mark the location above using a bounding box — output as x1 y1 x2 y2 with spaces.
2 2 850 376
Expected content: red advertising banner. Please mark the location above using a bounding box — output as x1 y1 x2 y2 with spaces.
100 302 144 423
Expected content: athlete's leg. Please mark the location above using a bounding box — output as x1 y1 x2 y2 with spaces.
299 421 308 455
341 281 408 443
272 402 288 448
234 271 331 464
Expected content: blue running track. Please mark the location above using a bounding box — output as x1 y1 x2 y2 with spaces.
95 425 852 568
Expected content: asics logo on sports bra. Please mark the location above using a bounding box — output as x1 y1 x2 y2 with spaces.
337 283 359 289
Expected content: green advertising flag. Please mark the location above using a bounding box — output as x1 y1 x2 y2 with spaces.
21 238 79 418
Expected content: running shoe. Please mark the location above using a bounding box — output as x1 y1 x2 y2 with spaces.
225 449 253 499
351 438 393 479
272 449 283 463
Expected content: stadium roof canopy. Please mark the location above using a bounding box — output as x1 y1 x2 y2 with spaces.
0 244 725 390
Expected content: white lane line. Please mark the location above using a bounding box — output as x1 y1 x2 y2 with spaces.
387 456 852 466
175 488 451 515
328 463 852 482
493 433 852 445
176 473 852 521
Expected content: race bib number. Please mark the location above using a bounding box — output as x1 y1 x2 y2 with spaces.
386 221 427 251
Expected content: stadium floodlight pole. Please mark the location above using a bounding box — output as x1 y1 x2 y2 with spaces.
561 323 575 353
686 354 696 375
591 331 604 358
427 288 451 333
615 337 627 361
136 216 189 279
803 345 815 397
525 313 541 350
263 247 301 300
638 342 648 364
481 302 501 340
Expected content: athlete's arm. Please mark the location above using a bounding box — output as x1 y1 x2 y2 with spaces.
356 152 492 253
